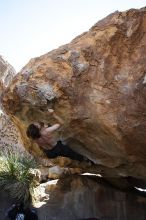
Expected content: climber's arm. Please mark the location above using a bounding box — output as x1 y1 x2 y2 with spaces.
43 108 64 133
45 123 61 133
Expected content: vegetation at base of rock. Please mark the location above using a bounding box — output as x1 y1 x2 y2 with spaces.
0 151 38 205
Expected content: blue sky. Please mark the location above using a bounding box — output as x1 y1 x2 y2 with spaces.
0 0 146 71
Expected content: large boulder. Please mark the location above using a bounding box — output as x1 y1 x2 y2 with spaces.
2 8 146 180
34 175 146 220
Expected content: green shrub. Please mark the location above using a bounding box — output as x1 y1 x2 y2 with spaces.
0 152 38 205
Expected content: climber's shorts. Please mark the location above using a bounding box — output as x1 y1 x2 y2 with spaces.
43 140 84 161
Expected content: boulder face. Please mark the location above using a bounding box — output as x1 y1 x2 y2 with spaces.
2 8 146 179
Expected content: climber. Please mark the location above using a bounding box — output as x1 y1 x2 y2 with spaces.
26 108 90 163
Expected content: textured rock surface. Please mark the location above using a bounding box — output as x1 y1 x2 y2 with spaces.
34 175 146 220
0 113 24 153
2 8 146 181
0 55 16 95
0 56 25 154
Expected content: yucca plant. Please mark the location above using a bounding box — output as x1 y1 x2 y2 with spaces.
0 151 38 205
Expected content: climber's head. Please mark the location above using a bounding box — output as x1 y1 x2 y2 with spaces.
26 123 42 139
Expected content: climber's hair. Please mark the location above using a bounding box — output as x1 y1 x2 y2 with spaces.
26 124 41 139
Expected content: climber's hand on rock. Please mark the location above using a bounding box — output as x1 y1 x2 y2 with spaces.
47 108 54 114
